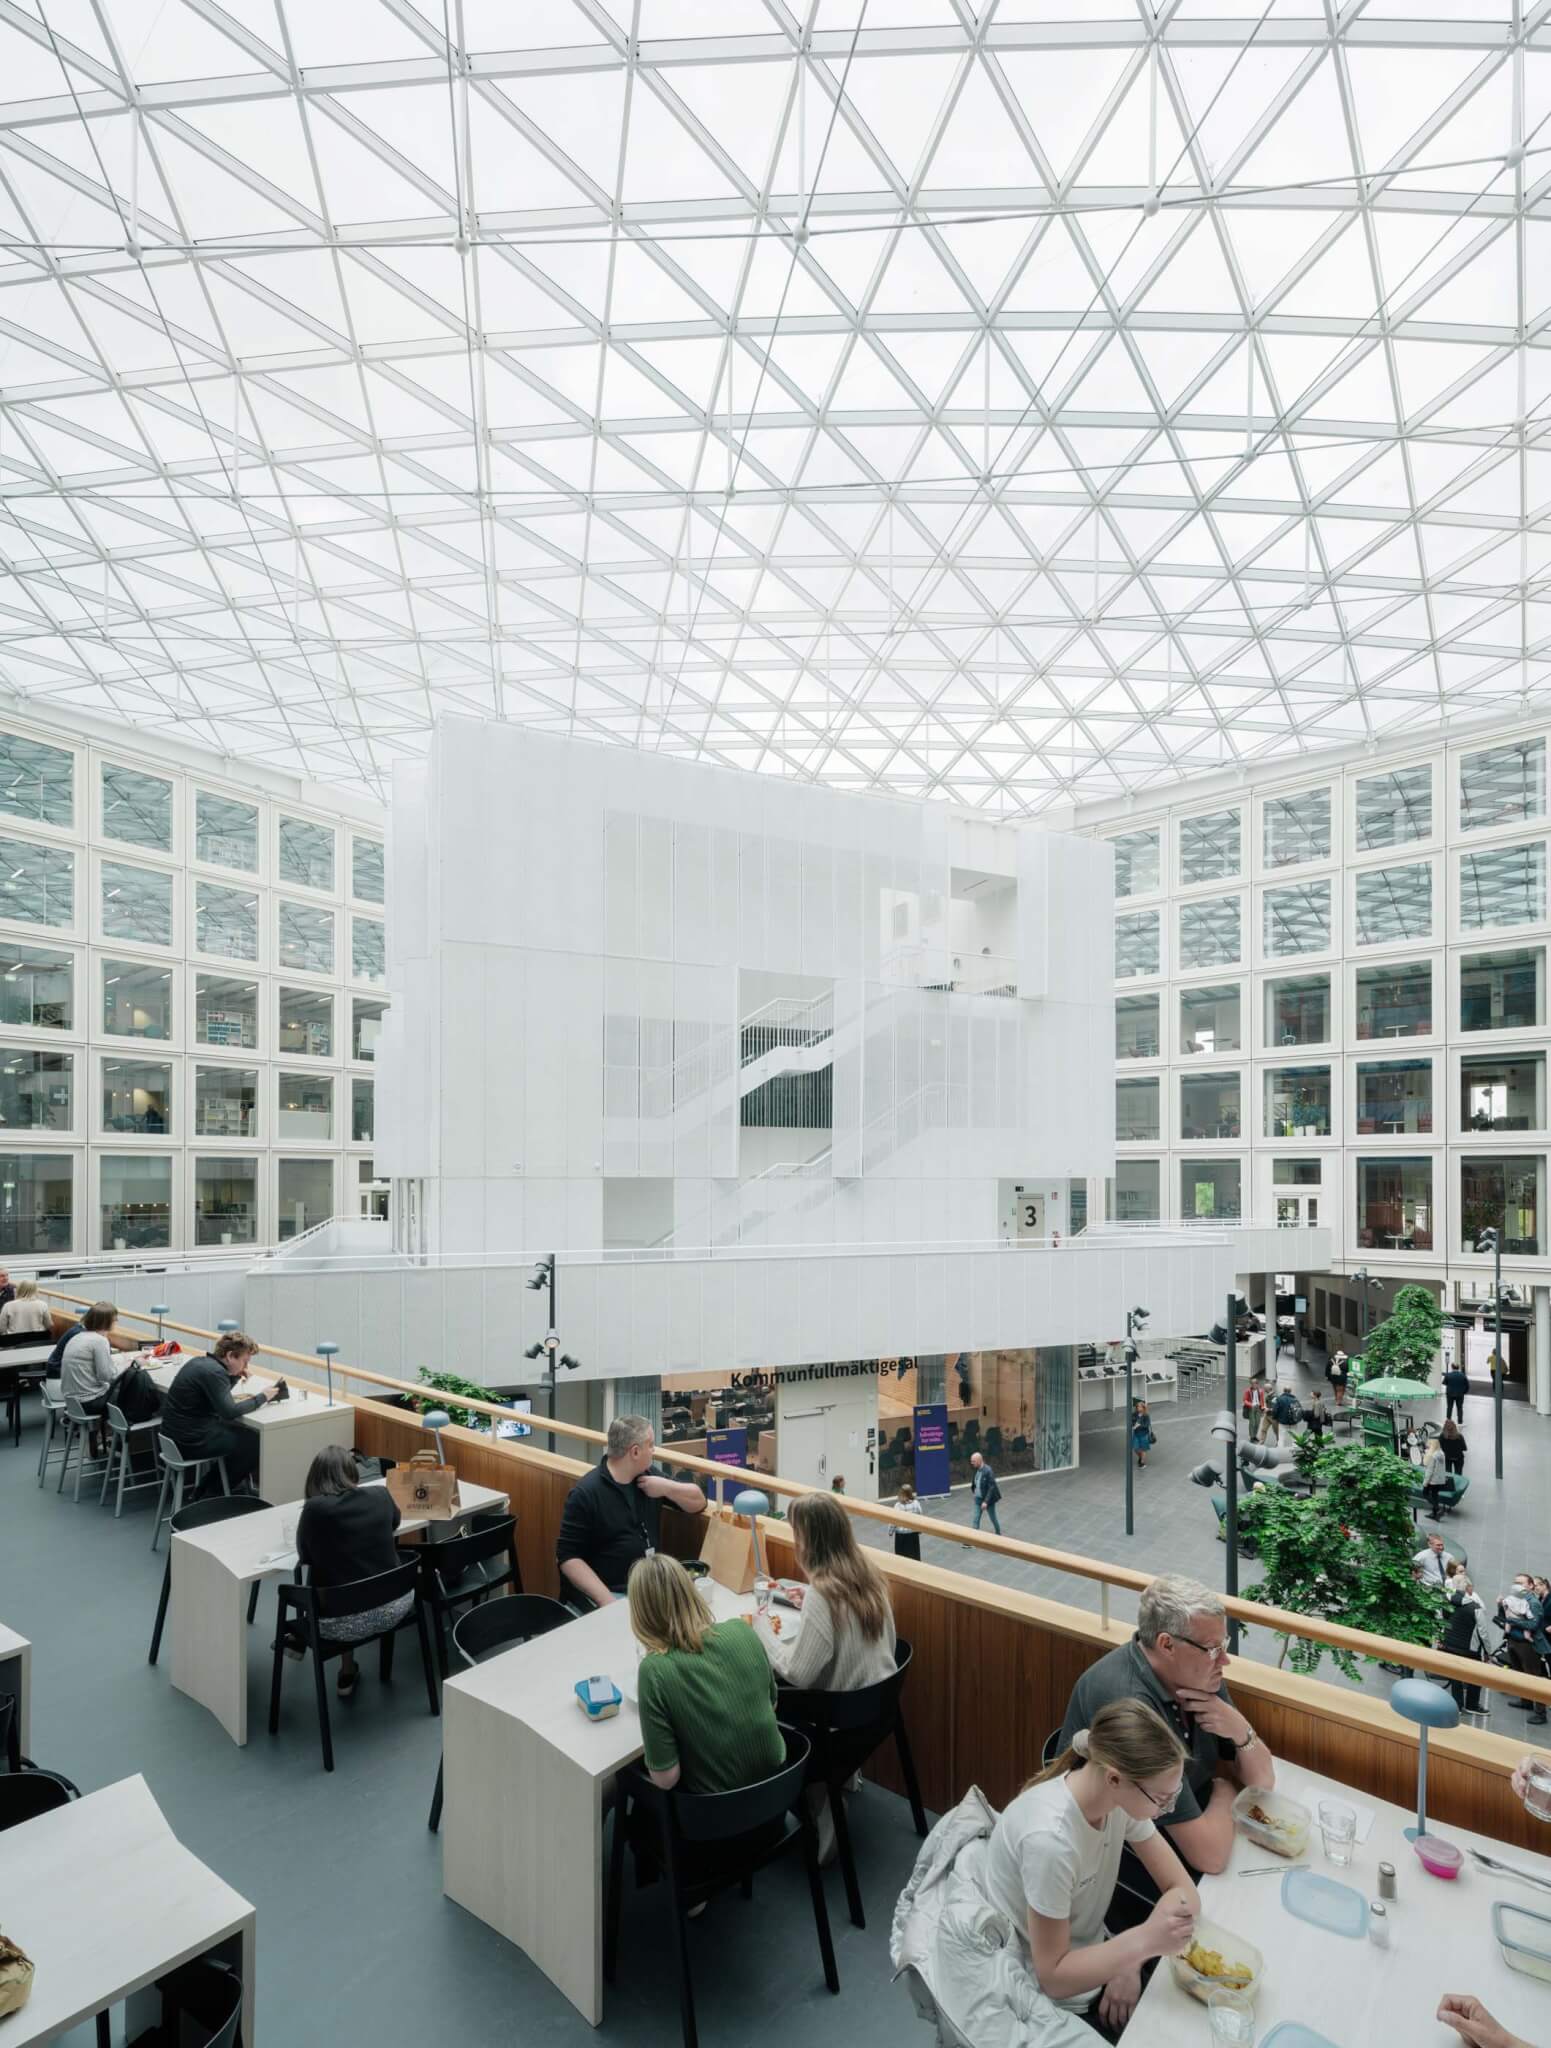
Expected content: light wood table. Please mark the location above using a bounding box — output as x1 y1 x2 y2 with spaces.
169 1477 510 1745
0 1773 255 2045
441 1578 794 2025
0 1620 29 1756
1130 1756 1551 2045
143 1359 355 1503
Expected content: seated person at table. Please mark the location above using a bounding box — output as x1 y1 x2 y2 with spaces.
556 1414 706 1609
159 1330 280 1496
629 1553 785 1795
0 1278 53 1338
756 1491 896 1691
294 1444 409 1699
984 1699 1199 2039
56 1302 121 1418
1058 1574 1274 1887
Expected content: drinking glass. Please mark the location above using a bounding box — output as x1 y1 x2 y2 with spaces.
1318 1799 1357 1866
754 1574 772 1620
1206 1989 1255 2045
1523 1760 1551 1822
281 1516 297 1552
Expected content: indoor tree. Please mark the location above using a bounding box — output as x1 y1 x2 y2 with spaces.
1355 1282 1444 1386
1238 1442 1442 1679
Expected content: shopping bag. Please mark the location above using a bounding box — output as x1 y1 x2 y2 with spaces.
698 1503 758 1594
0 1933 34 2018
385 1448 461 1520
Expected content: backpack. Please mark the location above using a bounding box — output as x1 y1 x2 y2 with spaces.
107 1360 163 1427
1273 1392 1302 1425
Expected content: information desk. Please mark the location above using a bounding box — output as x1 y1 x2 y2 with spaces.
1131 1756 1551 2045
0 1773 255 2045
144 1358 355 1504
0 1620 29 1755
169 1477 510 1745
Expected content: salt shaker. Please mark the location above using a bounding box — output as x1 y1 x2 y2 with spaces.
1369 1901 1390 1948
1377 1861 1396 1900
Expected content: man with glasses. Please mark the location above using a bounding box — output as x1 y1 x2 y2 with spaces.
1057 1574 1276 1896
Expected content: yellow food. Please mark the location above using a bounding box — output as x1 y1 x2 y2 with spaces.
1182 1941 1254 1991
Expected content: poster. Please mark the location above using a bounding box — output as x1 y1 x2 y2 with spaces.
705 1425 748 1504
914 1402 950 1497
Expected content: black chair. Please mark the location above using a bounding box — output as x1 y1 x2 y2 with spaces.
155 1959 243 2048
148 1494 273 1666
604 1727 839 2048
428 1593 572 1831
0 1695 13 1773
0 1361 28 1448
0 1767 75 1828
268 1559 437 1772
415 1515 523 1679
776 1638 929 1928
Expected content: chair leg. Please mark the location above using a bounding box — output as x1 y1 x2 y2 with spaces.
829 1778 865 1929
150 1462 172 1550
662 1843 698 2048
72 1425 89 1503
35 1408 53 1484
311 1636 335 1773
267 1616 287 1737
603 1794 629 1984
149 1559 172 1665
217 1457 230 1497
114 1436 133 1517
379 1628 396 1684
416 1603 440 1718
96 2009 110 2048
895 1716 929 1837
433 1602 451 1679
56 1422 73 1495
98 1433 115 1506
798 1796 841 1996
246 1582 260 1626
428 1756 444 1834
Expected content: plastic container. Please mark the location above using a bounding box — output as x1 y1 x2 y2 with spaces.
1261 2028 1340 2048
573 1676 623 1722
1412 1834 1463 1880
1169 1920 1263 2006
1233 1784 1312 1859
1280 1867 1369 1939
1493 1901 1551 1985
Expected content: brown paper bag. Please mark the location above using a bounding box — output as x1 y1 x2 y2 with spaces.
385 1449 461 1521
0 1933 34 2018
699 1504 757 1594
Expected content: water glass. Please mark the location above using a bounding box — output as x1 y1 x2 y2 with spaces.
1523 1760 1551 1822
1206 1989 1255 2045
1318 1798 1357 1866
754 1574 772 1619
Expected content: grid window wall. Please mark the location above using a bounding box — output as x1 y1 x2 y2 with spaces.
102 764 172 853
1264 881 1331 958
1461 949 1543 1033
1460 739 1545 834
1357 1157 1433 1251
101 1153 172 1251
1461 1053 1544 1133
1265 1065 1332 1139
1355 764 1432 851
102 861 172 948
1178 897 1240 972
1115 911 1160 980
1354 863 1432 947
1116 1075 1160 1143
351 837 385 904
1460 842 1546 930
1354 960 1432 1041
102 961 172 1041
194 1156 259 1247
195 1066 257 1140
1180 810 1240 887
1181 1156 1241 1219
0 837 72 929
0 735 73 829
0 1048 71 1132
0 1151 73 1253
0 944 71 1030
1460 1156 1544 1258
1180 1071 1241 1141
1265 974 1331 1048
1355 1058 1432 1136
195 793 258 872
278 817 335 892
1180 984 1241 1056
1264 789 1331 869
1109 1158 1160 1222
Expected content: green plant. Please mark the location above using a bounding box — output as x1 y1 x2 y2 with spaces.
415 1366 500 1431
1358 1283 1444 1385
1239 1441 1441 1679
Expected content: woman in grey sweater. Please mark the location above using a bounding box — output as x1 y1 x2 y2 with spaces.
56 1301 120 1415
755 1490 897 1691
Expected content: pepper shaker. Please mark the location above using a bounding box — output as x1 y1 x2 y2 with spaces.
1378 1861 1396 1900
1369 1901 1390 1948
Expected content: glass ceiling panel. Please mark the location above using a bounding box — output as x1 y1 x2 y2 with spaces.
0 5 1536 809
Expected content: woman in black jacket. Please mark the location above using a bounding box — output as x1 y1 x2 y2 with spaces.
1440 1567 1485 1714
1440 1417 1467 1476
295 1445 410 1697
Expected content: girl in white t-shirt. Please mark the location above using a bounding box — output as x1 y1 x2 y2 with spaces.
983 1698 1200 2036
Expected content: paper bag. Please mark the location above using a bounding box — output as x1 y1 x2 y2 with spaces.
385 1449 461 1521
699 1503 757 1595
0 1933 34 2018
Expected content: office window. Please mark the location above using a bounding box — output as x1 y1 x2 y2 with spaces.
101 763 172 852
1265 973 1330 1047
1460 1156 1544 1258
102 1057 172 1135
1461 948 1544 1033
351 915 385 986
278 901 333 975
352 837 385 904
101 1153 171 1250
0 1047 70 1131
1355 763 1432 851
1178 896 1240 971
1272 1158 1322 1186
1357 1156 1433 1251
1179 808 1241 886
1109 1158 1160 1222
0 837 73 929
1182 1157 1241 1219
1354 862 1432 947
277 816 335 892
1110 829 1160 899
194 1156 259 1247
195 976 258 1051
1179 984 1241 1056
278 988 333 1058
1115 910 1159 980
1354 959 1432 1041
1264 1065 1332 1138
0 733 72 828
277 1156 332 1240
1263 880 1331 958
1264 788 1331 869
351 1076 374 1144
357 1155 388 1221
1460 737 1545 833
278 1071 333 1141
0 1151 72 1252
101 960 172 1042
195 882 259 963
1460 842 1547 931
195 792 258 872
194 1066 257 1139
1462 1053 1544 1133
352 996 386 1062
1355 1058 1432 1136
1181 1071 1241 1141
0 943 71 1029
1116 1075 1160 1143
101 860 172 948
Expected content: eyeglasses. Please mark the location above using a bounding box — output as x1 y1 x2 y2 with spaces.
1129 1779 1181 1815
1174 1633 1230 1662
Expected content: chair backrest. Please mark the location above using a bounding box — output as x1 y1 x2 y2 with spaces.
1039 1724 1063 1769
64 1395 94 1424
426 1516 518 1592
40 1380 64 1412
161 1959 242 2048
0 1769 74 1830
106 1402 129 1431
157 1432 187 1466
312 1558 421 1621
170 1494 273 1538
777 1638 914 1778
630 1726 812 1847
452 1592 571 1666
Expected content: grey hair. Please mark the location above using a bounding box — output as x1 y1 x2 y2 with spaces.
1138 1573 1226 1649
607 1413 654 1459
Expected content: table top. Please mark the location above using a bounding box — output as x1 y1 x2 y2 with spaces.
171 1477 512 1584
1130 1757 1551 2046
0 1622 28 1659
0 1774 253 2046
0 1342 59 1371
141 1357 350 1428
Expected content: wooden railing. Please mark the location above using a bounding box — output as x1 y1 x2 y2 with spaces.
41 1286 1550 1846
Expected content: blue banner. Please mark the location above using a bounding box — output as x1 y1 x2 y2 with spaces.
705 1426 748 1505
913 1403 950 1498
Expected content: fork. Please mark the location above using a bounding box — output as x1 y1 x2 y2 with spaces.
1468 1848 1551 1893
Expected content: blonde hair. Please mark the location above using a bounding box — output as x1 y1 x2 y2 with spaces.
789 1492 891 1644
14 1279 36 1301
627 1554 712 1657
1026 1698 1185 1793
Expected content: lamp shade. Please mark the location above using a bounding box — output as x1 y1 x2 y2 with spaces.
422 1409 452 1431
1391 1678 1460 1730
150 1303 169 1317
316 1341 339 1357
733 1488 771 1578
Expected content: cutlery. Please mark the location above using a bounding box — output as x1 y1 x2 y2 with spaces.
1242 1863 1306 1876
1468 1848 1551 1892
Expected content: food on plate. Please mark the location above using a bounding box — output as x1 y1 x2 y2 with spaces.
1181 1941 1254 1991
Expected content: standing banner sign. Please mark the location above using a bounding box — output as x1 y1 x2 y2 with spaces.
705 1426 748 1504
913 1403 950 1497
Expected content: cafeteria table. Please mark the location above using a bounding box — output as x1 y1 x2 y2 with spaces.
143 1357 355 1504
1129 1756 1551 2045
168 1476 511 1744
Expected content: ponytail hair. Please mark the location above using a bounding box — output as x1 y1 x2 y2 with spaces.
1025 1697 1184 1793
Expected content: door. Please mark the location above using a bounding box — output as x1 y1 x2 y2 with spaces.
777 1408 830 1492
1275 1194 1318 1226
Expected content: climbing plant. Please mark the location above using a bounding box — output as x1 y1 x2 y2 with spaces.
1358 1283 1444 1385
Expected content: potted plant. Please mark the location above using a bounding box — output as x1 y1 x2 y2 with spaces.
1356 1283 1444 1386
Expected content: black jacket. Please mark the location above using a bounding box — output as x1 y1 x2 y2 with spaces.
160 1353 265 1454
298 1486 402 1591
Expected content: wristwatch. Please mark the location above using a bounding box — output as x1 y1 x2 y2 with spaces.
1234 1726 1260 1754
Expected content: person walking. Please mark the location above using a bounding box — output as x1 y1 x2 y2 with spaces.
969 1449 1002 1535
1303 1387 1330 1441
892 1479 924 1562
1131 1399 1154 1470
1439 1417 1467 1477
1421 1438 1449 1520
1443 1360 1470 1424
1261 1385 1301 1450
1330 1350 1351 1405
1441 1567 1486 1716
1241 1378 1267 1443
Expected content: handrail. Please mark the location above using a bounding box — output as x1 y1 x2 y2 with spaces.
41 1281 1550 1710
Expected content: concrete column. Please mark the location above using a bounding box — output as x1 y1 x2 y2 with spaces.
1536 1287 1551 1419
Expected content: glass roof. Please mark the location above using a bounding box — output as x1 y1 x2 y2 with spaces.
0 2 1545 811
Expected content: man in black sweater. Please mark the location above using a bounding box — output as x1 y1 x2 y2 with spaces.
160 1330 279 1494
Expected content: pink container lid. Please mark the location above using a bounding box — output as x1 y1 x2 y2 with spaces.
1413 1834 1463 1877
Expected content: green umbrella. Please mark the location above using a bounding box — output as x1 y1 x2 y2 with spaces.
1355 1376 1441 1404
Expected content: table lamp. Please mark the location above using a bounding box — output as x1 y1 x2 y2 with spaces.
217 1319 239 1335
422 1408 452 1462
732 1488 771 1576
316 1340 339 1406
150 1303 169 1346
1391 1677 1460 1855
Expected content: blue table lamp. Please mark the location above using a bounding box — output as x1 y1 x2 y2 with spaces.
1391 1677 1460 1844
316 1340 339 1406
422 1408 452 1461
217 1319 239 1335
150 1303 169 1345
732 1488 771 1576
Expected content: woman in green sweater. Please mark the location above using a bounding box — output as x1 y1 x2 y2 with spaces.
628 1554 785 1794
